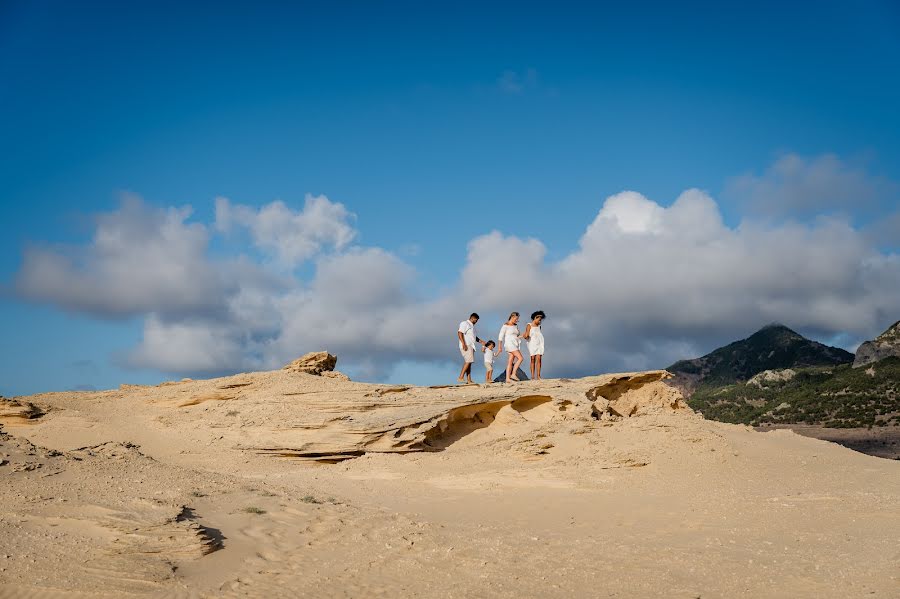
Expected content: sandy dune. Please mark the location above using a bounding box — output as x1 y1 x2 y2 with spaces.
1 366 899 597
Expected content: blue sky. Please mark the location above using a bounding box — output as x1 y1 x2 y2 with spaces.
2 1 899 396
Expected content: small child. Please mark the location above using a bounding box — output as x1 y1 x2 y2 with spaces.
483 340 499 383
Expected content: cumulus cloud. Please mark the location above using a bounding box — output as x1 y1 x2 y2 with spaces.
865 210 900 250
12 181 900 382
15 194 229 318
128 315 256 375
457 188 900 373
215 194 355 267
726 153 898 219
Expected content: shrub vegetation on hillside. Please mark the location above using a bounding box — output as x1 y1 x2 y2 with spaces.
688 357 900 428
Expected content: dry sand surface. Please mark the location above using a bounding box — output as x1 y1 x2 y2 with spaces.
756 423 900 461
1 365 899 598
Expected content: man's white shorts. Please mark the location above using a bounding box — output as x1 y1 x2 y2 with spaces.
460 347 475 363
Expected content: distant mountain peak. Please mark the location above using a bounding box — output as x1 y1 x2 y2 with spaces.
745 324 806 348
752 323 801 336
667 325 853 394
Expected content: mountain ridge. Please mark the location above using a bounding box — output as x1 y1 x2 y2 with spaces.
667 324 854 394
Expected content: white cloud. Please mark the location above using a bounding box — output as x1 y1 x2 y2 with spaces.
726 153 897 219
264 249 418 363
13 180 900 382
15 194 228 318
128 315 253 374
459 231 547 306
451 188 900 373
311 248 413 310
586 190 667 235
865 210 900 249
215 194 356 267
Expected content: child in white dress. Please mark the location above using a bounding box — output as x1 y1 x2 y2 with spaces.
524 310 545 380
483 340 498 383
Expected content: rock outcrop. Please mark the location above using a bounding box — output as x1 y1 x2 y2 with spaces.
588 371 689 419
747 368 797 387
283 351 338 375
253 369 689 462
853 321 900 368
0 397 44 423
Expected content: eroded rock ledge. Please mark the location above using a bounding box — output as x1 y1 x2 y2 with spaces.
6 358 691 467
0 396 44 424
249 370 690 462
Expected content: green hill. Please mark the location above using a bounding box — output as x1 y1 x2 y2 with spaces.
667 324 853 393
687 357 900 427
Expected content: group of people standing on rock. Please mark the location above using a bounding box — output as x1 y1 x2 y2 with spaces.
456 311 545 384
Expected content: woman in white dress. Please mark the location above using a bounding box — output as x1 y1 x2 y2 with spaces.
497 312 524 383
523 310 545 380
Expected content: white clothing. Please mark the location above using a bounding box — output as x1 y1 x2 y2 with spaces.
460 346 475 363
458 320 477 351
498 324 520 352
526 323 545 356
483 347 495 366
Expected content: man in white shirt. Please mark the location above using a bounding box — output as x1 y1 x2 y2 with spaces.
457 312 484 384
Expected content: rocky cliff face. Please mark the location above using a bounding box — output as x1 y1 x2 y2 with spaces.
853 321 900 368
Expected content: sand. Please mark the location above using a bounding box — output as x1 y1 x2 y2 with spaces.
1 368 899 598
756 423 900 461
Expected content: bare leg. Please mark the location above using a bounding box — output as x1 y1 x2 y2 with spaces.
465 362 474 384
505 353 514 382
535 355 542 380
486 368 492 383
457 360 467 382
510 351 524 380
530 355 537 379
